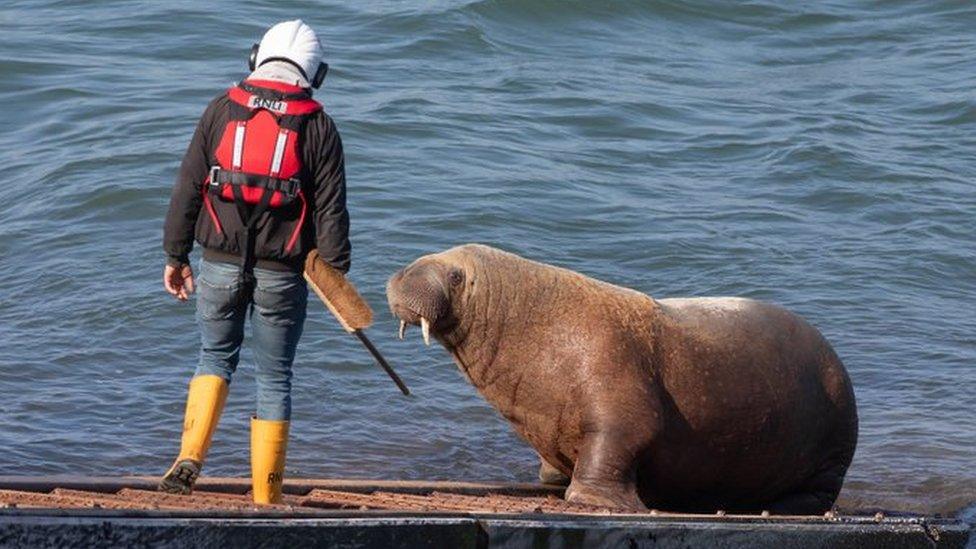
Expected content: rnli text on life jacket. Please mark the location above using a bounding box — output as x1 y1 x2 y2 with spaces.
247 96 287 114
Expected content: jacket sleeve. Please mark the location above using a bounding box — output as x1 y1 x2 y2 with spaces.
307 113 352 273
162 100 218 267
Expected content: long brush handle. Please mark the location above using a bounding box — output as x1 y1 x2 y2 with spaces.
354 330 410 396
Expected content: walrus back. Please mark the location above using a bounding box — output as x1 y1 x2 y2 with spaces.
654 295 855 433
453 243 658 314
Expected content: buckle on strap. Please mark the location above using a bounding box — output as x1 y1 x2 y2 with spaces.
208 166 221 193
210 168 302 197
268 177 302 196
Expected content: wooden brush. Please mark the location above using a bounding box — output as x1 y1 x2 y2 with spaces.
304 250 374 332
304 251 409 395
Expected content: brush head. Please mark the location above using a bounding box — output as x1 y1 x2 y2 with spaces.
304 251 374 332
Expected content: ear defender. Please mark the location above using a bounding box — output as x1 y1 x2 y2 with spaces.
248 43 259 71
311 62 328 89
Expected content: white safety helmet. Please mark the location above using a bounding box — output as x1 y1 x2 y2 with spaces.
249 20 328 88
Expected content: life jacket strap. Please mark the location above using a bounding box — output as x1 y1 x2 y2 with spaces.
209 167 302 197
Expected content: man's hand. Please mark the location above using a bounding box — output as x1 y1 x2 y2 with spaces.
164 263 195 301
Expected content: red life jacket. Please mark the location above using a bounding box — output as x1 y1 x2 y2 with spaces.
203 79 322 274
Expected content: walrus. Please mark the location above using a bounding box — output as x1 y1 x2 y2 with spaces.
386 244 858 514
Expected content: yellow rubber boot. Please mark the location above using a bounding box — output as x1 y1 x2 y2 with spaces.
251 417 290 504
158 375 229 494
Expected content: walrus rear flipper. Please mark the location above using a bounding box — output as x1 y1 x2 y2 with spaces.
766 460 850 515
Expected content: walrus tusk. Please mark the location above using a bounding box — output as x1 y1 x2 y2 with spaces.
398 320 407 340
421 317 431 346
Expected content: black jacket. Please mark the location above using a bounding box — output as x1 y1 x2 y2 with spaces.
163 88 350 273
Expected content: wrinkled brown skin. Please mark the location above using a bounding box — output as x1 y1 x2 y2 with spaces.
387 244 858 514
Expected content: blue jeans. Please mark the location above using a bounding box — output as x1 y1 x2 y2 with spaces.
194 259 307 421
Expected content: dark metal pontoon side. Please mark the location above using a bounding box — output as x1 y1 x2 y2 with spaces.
0 477 968 548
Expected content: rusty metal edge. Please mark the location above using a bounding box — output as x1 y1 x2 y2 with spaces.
0 476 566 497
0 506 967 528
0 506 476 520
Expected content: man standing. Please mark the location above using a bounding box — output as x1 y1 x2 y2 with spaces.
160 20 350 503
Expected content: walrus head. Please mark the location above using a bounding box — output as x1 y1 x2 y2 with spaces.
386 244 484 347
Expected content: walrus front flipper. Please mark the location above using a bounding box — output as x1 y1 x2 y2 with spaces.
565 428 648 510
538 455 570 486
564 380 662 511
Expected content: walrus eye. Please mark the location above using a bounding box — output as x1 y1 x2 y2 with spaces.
448 269 464 287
